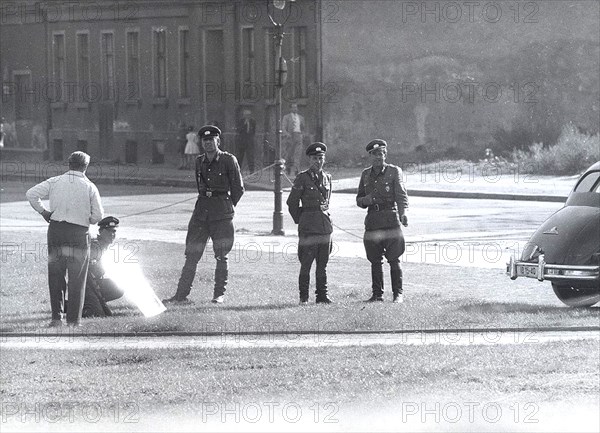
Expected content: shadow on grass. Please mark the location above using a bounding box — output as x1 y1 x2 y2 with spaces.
457 301 600 315
221 302 302 312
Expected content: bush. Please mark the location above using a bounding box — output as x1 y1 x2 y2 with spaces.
511 124 600 175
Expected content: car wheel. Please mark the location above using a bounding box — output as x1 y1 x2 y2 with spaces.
552 283 600 307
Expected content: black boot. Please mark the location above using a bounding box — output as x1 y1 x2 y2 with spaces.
390 261 403 303
367 261 384 302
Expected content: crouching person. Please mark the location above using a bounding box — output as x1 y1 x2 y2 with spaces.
82 216 124 317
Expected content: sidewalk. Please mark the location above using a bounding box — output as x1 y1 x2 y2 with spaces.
1 159 576 201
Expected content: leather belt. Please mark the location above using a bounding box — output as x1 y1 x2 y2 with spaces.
368 203 397 212
303 204 329 212
199 190 229 198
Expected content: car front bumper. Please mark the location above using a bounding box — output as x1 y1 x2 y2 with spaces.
508 254 600 282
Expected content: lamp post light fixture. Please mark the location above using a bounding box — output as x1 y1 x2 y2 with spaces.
268 0 295 236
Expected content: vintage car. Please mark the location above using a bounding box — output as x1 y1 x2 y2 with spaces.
508 161 600 307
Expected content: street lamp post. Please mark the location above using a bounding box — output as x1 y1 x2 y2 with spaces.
268 0 294 236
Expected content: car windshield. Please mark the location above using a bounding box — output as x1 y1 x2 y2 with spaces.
574 171 600 193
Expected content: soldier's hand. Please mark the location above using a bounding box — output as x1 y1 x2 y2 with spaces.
361 194 375 206
400 214 408 227
41 210 53 223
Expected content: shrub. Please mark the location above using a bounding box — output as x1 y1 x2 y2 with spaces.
511 124 600 175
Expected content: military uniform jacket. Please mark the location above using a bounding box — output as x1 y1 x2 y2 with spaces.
88 238 106 280
195 151 244 221
287 169 333 234
356 163 409 230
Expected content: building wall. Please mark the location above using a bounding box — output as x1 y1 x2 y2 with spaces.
1 0 320 166
0 2 48 159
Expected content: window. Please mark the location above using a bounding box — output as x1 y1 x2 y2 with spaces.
263 28 276 100
179 27 190 98
76 32 90 100
575 171 600 193
14 72 32 120
153 28 167 98
292 27 307 98
77 139 88 153
53 32 66 82
126 30 140 99
241 27 255 100
101 31 115 100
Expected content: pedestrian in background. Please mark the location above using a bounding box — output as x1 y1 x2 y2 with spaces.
287 142 333 304
26 151 104 326
177 121 188 169
184 126 200 169
356 140 409 303
164 125 244 305
282 103 306 176
236 108 257 173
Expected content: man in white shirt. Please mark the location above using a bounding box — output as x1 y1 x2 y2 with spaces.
282 103 306 175
26 151 104 327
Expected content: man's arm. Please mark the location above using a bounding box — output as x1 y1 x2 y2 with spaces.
356 171 370 208
393 167 409 226
26 180 51 216
89 184 104 224
286 175 304 224
228 155 245 206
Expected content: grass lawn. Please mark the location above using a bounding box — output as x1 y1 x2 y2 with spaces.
1 341 599 431
1 231 598 333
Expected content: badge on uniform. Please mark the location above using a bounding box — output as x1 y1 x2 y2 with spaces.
206 191 213 197
320 204 329 211
385 185 391 192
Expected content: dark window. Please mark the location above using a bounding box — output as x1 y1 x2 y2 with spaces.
125 140 137 164
154 29 167 98
179 29 190 98
292 27 307 98
101 32 115 100
126 31 140 99
76 33 89 99
14 73 32 120
77 140 87 153
53 33 66 82
241 28 255 100
53 139 63 161
263 28 276 100
575 171 600 193
152 140 165 164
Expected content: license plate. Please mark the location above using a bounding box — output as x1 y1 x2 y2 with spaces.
517 265 538 278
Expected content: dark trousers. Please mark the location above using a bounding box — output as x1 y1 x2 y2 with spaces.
364 227 405 297
237 135 255 173
298 233 332 300
47 221 90 323
285 132 303 173
176 216 235 299
82 278 123 318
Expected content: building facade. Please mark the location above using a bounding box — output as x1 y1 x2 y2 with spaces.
0 0 322 166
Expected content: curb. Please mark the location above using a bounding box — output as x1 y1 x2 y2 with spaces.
334 187 567 202
3 174 568 202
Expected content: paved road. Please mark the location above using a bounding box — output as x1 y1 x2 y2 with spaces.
1 190 562 268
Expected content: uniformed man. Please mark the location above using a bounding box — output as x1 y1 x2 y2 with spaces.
286 142 333 304
356 139 409 303
164 125 244 304
82 216 124 317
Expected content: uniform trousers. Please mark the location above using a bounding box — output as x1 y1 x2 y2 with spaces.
285 132 303 173
298 233 332 300
363 226 405 297
176 214 235 299
237 135 255 173
47 221 90 323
